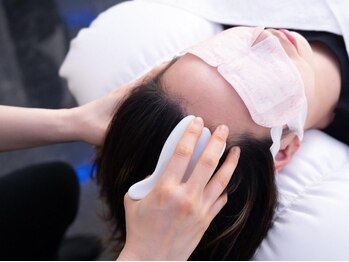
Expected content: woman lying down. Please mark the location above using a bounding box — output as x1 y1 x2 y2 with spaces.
95 26 347 260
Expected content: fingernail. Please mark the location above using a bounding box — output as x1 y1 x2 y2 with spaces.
230 146 241 157
193 116 203 127
218 124 229 135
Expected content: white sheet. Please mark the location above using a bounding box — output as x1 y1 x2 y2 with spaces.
254 130 349 260
146 0 349 61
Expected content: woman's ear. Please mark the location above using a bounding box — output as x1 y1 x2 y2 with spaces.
274 134 301 173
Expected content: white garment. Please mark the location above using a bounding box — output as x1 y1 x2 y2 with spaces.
143 0 349 59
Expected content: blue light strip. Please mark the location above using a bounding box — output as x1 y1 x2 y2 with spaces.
62 10 96 27
74 163 95 184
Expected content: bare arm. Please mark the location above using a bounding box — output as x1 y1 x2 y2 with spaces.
0 62 169 152
0 106 74 151
0 84 128 151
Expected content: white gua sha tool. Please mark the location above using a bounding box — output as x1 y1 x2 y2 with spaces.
128 115 226 200
185 26 308 158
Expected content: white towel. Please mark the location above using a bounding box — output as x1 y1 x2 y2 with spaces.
144 0 349 58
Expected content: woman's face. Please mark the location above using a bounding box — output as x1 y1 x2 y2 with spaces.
162 26 315 139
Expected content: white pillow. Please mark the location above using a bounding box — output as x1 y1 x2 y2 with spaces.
60 1 349 260
59 0 222 105
254 129 349 260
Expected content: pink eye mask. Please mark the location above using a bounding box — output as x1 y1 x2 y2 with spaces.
185 26 308 157
128 27 308 200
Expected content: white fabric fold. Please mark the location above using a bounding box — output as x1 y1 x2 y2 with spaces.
143 0 349 61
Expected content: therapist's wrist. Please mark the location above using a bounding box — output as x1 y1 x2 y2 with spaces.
66 106 93 143
59 106 94 144
117 242 183 261
55 108 81 142
117 246 147 261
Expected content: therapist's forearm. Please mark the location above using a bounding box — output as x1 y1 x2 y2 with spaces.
0 62 171 152
0 105 79 151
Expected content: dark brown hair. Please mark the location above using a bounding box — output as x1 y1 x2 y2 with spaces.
95 63 277 260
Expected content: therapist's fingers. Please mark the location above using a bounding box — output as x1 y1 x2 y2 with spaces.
204 147 240 205
208 193 228 221
161 117 204 183
187 124 229 191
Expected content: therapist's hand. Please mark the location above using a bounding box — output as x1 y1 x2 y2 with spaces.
0 62 171 151
70 83 132 146
71 62 170 146
117 117 240 261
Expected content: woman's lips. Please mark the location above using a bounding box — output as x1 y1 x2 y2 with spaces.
279 29 298 48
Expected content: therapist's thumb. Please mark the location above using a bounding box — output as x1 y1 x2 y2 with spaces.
124 192 133 206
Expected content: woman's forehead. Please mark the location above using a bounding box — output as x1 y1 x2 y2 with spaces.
162 54 269 138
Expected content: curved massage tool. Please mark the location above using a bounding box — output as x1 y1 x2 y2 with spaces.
128 115 226 200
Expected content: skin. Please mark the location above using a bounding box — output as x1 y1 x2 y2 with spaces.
0 84 130 151
162 26 341 171
0 64 164 152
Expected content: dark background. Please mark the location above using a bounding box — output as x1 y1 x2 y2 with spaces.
0 0 126 259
